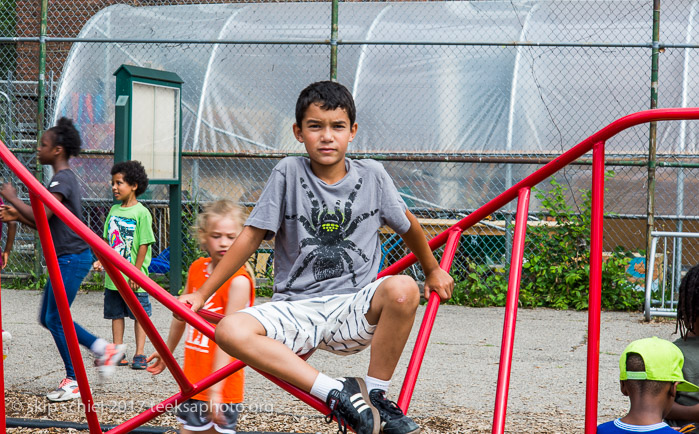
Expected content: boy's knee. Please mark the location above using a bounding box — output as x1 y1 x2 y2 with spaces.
215 315 254 353
381 276 420 310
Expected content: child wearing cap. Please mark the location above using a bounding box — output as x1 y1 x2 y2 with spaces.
597 336 699 433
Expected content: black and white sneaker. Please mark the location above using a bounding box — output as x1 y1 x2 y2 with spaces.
326 377 380 434
369 389 421 434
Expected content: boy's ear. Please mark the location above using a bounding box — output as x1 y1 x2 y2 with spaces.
348 122 358 142
293 123 303 143
670 382 678 399
620 380 629 396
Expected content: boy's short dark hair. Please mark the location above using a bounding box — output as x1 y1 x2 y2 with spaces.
295 81 356 126
111 160 149 196
623 353 669 396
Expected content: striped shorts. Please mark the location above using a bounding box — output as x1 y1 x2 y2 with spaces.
240 277 388 356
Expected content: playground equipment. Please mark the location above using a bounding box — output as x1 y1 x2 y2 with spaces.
644 230 699 321
2 108 699 433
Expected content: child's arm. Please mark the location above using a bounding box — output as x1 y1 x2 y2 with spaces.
398 210 454 300
0 204 35 228
0 183 62 228
209 275 253 408
146 315 186 375
180 226 265 312
129 243 151 291
1 221 16 269
93 238 107 271
667 401 699 422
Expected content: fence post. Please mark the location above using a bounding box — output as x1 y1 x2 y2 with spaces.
645 0 660 301
33 0 49 283
330 0 338 81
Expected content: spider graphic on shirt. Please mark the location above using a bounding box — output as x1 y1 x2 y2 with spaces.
284 177 378 289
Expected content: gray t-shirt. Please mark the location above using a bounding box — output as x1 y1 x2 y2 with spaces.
247 157 410 301
48 169 89 257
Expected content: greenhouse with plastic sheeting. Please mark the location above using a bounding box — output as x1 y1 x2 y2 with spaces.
43 0 699 272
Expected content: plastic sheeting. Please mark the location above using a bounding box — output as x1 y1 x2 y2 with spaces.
53 1 699 156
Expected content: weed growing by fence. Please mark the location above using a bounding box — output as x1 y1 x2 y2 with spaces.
448 176 643 311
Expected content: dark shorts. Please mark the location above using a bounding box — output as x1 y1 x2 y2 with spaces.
175 399 241 433
103 288 152 320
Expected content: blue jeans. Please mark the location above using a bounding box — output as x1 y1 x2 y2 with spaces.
39 248 98 380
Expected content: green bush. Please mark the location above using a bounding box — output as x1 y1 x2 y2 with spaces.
449 176 643 311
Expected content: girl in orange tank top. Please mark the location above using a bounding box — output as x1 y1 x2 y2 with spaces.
147 200 254 434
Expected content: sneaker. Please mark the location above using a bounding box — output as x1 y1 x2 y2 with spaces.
369 389 420 434
325 377 379 434
46 378 80 402
117 355 129 367
131 354 147 370
95 343 126 380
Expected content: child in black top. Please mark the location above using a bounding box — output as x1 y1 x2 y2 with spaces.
0 117 125 401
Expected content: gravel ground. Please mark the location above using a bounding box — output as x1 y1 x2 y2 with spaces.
0 288 677 433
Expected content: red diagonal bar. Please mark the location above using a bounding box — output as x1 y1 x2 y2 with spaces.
380 108 699 278
2 108 699 433
0 143 215 341
29 192 102 434
397 227 462 412
492 187 531 434
106 359 247 434
98 253 193 393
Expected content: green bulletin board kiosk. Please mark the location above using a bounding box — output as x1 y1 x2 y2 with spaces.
113 65 183 294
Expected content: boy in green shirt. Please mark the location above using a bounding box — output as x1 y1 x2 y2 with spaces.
94 160 155 370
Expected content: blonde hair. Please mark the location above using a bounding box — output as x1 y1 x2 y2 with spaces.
194 199 254 277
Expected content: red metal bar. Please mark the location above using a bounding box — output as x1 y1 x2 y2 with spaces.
397 228 463 412
585 141 605 433
98 253 193 393
0 145 216 342
0 108 697 433
492 187 531 434
255 368 329 415
107 352 329 434
199 308 224 324
380 108 699 278
106 359 246 433
29 192 101 434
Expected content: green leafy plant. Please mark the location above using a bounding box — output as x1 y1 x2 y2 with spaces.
449 175 643 311
27 270 48 290
81 270 104 292
448 261 507 307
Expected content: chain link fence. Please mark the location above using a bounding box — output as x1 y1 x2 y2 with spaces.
1 0 699 296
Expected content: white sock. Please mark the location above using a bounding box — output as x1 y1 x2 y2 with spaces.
365 375 390 393
310 373 344 402
90 338 108 356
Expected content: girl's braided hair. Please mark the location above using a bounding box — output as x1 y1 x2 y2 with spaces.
47 117 81 158
676 264 699 339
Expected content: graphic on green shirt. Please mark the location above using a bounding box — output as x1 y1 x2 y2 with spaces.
107 216 135 262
